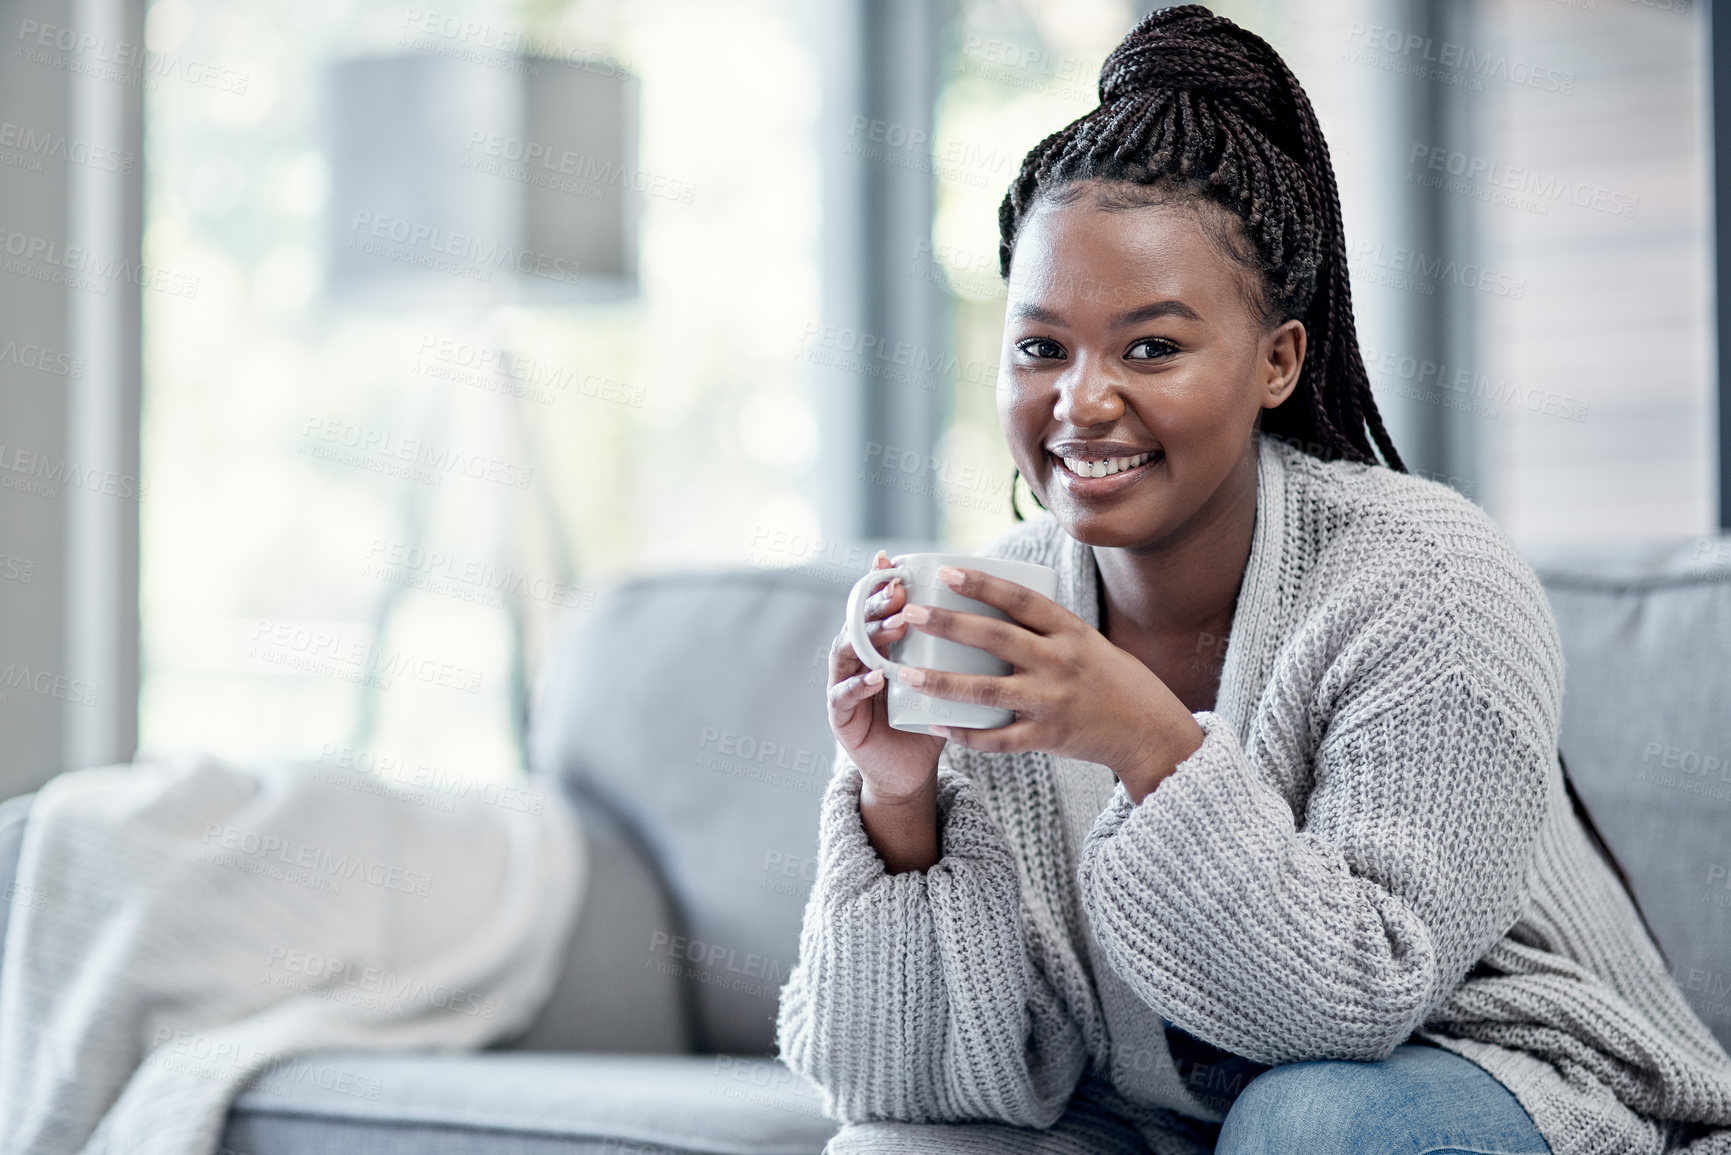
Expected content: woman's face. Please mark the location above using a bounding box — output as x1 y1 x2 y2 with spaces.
999 184 1305 551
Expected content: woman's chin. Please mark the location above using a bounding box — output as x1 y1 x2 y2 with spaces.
1048 502 1168 550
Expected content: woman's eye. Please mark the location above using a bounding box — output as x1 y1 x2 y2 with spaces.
1016 337 1065 360
1126 338 1177 361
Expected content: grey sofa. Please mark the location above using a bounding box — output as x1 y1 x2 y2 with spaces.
0 536 1727 1153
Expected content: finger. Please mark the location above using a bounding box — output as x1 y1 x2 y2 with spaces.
864 578 906 620
864 617 907 649
829 629 867 680
867 611 907 636
931 719 1039 754
828 668 886 712
894 666 1023 714
833 616 907 676
935 565 1077 635
897 603 1042 668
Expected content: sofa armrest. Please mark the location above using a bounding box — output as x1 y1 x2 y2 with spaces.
0 788 689 1055
493 795 691 1055
0 793 34 1004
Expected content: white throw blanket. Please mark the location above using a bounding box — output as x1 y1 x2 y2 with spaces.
0 748 585 1155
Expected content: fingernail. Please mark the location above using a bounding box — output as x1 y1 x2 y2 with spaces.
884 612 904 629
864 669 883 685
897 666 926 686
901 603 930 624
937 565 964 587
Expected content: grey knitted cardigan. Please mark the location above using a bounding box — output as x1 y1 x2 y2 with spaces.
776 433 1731 1155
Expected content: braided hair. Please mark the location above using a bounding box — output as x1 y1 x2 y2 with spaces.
999 4 1404 481
997 10 1665 961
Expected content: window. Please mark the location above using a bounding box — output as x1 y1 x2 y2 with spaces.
140 0 822 778
925 0 1713 554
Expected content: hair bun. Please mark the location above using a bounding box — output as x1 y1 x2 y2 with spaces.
1098 4 1283 125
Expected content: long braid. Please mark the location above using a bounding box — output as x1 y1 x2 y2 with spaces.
999 4 1405 471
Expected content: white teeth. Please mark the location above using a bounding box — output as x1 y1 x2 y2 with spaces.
1059 450 1155 478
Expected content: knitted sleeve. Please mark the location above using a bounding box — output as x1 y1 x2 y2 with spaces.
775 742 1090 1127
1076 653 1555 1066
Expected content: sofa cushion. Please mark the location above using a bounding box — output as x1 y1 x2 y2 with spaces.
526 567 860 1055
222 1052 836 1155
1529 537 1731 1053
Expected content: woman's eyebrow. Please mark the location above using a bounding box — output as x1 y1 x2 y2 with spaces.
1007 299 1204 327
1009 303 1067 325
1110 299 1203 326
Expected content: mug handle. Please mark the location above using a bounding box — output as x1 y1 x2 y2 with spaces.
845 564 911 676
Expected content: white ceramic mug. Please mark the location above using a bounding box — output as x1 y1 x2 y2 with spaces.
845 552 1060 734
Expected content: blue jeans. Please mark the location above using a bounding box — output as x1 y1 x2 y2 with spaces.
824 1041 1552 1153
1215 1041 1552 1154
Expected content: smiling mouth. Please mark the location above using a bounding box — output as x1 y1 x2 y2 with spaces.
1053 449 1163 479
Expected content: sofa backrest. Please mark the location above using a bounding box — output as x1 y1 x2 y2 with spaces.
528 536 1731 1059
528 566 852 1055
1531 538 1731 1054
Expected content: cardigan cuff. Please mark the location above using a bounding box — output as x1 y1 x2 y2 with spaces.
814 743 1014 901
1089 710 1248 838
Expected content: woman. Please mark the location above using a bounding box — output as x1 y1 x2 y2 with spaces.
776 7 1731 1155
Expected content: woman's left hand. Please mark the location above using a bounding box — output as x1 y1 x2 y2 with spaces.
885 564 1207 803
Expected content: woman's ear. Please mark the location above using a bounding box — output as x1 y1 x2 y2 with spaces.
1262 319 1306 410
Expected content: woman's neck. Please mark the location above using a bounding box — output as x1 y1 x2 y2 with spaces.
1092 438 1259 671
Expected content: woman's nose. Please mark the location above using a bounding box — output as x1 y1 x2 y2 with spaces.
1053 365 1125 428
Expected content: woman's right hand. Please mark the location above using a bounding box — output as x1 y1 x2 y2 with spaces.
827 550 947 805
